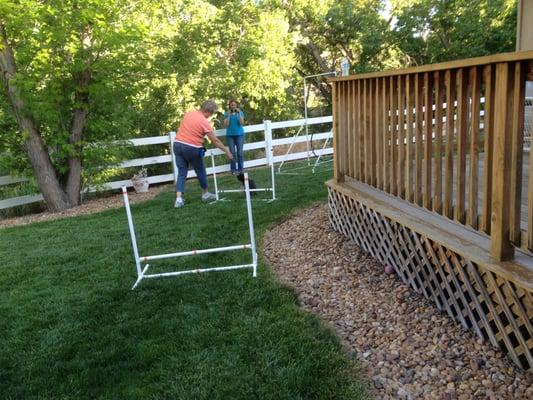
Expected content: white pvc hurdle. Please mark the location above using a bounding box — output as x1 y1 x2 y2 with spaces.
121 173 257 290
210 148 277 203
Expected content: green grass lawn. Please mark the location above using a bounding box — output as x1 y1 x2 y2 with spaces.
0 161 369 400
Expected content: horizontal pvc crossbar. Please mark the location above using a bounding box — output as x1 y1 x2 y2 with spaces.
218 188 272 193
122 171 257 289
142 264 254 278
140 244 251 262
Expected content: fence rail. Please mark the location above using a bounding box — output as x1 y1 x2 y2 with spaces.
0 116 333 211
330 50 533 261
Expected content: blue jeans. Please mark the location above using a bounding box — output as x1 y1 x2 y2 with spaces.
226 135 244 173
173 142 207 193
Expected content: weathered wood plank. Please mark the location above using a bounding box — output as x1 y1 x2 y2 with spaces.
390 76 398 196
455 68 468 224
363 79 369 184
444 69 455 218
481 65 495 233
369 79 376 186
398 75 406 199
382 77 389 192
467 67 481 229
376 78 383 190
491 62 515 260
406 74 414 202
346 80 354 178
433 71 444 213
354 80 361 181
510 62 525 245
415 73 424 205
423 72 433 209
332 83 343 182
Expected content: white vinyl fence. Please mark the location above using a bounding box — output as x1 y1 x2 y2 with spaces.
0 116 333 210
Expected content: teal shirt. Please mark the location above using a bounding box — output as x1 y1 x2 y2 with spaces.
224 111 245 136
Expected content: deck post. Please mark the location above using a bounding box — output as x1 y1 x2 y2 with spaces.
332 82 344 182
490 62 515 261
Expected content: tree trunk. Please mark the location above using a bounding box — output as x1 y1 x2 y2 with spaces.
66 68 91 205
65 27 93 206
0 23 72 211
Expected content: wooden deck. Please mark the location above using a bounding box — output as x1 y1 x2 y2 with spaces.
328 51 533 371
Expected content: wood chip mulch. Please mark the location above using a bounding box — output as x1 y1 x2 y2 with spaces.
263 204 532 400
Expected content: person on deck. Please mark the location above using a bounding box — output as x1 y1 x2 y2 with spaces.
223 99 246 175
173 100 232 208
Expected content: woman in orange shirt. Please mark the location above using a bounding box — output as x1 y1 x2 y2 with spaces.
173 100 232 208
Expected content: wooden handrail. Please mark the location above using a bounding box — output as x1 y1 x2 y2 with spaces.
328 50 533 82
331 51 533 261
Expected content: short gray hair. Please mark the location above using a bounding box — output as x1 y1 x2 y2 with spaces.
200 100 217 114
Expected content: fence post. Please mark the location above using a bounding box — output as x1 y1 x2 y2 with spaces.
168 131 177 184
490 63 515 261
264 120 273 166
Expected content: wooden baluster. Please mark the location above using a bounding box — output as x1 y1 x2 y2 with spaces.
415 73 424 205
433 71 444 213
369 79 376 186
481 65 495 233
390 76 398 195
423 72 433 209
347 80 353 178
510 62 525 246
467 67 481 229
382 77 389 192
362 79 368 184
358 80 364 181
376 78 382 189
338 81 345 178
455 68 468 224
527 60 533 251
398 75 406 198
353 80 361 180
406 74 414 202
333 82 343 183
444 70 456 218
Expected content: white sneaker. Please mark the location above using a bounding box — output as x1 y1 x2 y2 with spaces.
201 192 217 202
174 198 185 208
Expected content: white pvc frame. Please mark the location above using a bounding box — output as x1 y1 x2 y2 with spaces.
210 151 276 203
278 71 336 174
210 121 276 202
121 173 258 290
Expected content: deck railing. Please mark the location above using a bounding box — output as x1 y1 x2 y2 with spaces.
330 51 533 261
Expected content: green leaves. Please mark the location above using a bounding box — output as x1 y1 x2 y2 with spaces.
391 0 516 65
0 0 519 209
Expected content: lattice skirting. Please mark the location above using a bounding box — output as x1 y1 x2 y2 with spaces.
328 187 533 371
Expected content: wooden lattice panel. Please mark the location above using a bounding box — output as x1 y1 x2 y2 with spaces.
328 187 533 371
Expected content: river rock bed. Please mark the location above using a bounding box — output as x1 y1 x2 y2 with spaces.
263 204 532 400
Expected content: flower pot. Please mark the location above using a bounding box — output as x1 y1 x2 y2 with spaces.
132 177 149 193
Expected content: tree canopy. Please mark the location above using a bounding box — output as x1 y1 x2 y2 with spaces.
0 0 517 211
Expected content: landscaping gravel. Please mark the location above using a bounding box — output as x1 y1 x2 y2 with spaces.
263 204 533 400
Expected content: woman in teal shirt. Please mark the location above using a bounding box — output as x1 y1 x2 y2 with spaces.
224 99 245 174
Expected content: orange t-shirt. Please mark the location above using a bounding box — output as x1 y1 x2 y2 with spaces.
175 110 213 147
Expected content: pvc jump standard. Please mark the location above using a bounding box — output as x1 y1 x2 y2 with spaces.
278 71 336 174
210 151 276 202
121 173 258 290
